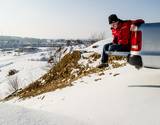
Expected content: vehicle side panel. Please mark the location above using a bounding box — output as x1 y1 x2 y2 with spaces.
139 23 160 68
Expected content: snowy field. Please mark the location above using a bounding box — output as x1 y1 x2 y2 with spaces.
0 40 160 125
0 48 53 99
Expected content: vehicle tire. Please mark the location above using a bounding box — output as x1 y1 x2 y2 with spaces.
128 55 143 69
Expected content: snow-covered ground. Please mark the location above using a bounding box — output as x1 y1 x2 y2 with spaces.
0 40 160 125
0 49 52 99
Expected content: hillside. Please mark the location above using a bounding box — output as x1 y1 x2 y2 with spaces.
1 39 160 125
0 35 96 48
4 41 126 100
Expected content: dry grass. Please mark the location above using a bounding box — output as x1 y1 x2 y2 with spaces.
89 53 101 61
4 51 127 101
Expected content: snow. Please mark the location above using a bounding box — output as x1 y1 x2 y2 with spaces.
83 38 112 53
0 50 50 99
0 104 86 125
0 40 160 125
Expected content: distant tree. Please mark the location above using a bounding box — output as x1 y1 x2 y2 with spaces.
90 32 106 41
66 40 71 46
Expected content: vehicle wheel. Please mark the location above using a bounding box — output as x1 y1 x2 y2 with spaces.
128 55 143 69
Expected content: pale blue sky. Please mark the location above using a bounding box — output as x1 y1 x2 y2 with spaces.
0 0 159 39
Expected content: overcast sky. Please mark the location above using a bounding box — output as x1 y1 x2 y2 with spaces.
0 0 159 39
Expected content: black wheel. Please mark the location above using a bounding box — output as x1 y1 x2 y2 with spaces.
128 55 143 69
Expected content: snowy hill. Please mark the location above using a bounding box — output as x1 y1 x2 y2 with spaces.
1 39 160 125
0 51 49 99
